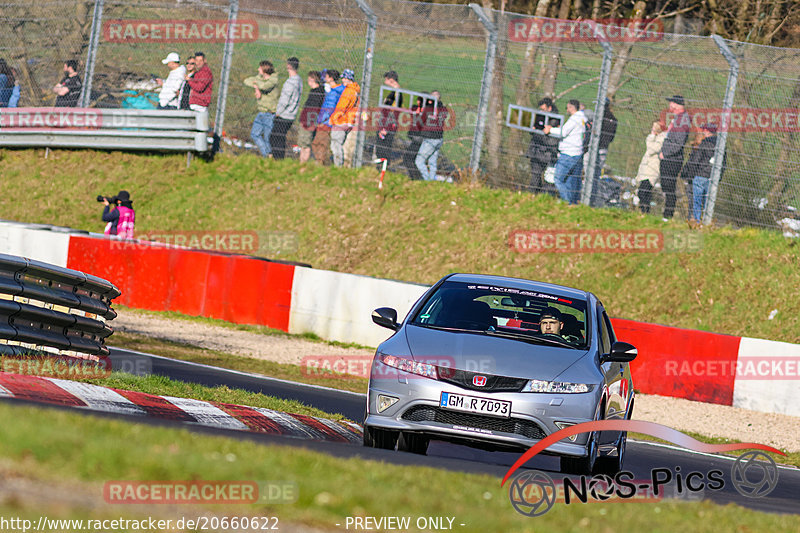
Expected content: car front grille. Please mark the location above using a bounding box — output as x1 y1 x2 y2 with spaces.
401 405 546 440
436 368 528 393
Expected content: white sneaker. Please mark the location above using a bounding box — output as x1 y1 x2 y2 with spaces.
662 217 669 222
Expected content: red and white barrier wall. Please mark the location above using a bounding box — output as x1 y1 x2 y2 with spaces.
1 222 797 417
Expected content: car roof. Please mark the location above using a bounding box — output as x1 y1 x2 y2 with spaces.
445 273 593 302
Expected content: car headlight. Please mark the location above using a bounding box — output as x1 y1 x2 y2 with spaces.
522 379 593 393
378 354 438 380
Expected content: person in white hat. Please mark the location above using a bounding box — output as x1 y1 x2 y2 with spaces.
156 52 186 109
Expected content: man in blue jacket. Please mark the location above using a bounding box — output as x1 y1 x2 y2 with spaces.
312 69 345 164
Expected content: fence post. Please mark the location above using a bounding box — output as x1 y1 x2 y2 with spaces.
79 0 104 107
353 0 377 168
705 35 738 225
469 3 497 176
581 38 613 206
214 0 239 139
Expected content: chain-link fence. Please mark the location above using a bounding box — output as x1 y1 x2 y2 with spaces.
2 0 800 233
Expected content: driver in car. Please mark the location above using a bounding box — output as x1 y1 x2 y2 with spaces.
539 308 564 335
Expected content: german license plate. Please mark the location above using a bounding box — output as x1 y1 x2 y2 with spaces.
440 392 511 418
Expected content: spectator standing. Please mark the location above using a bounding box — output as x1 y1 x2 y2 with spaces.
684 123 725 224
270 57 303 160
584 99 617 206
635 121 667 213
186 52 213 113
102 191 135 239
298 71 325 163
7 67 20 108
415 91 448 181
53 59 82 107
659 95 690 220
403 96 426 180
526 97 559 193
544 99 586 204
312 69 344 165
244 60 279 158
0 59 14 107
376 70 404 162
330 68 361 167
179 57 196 110
156 52 185 109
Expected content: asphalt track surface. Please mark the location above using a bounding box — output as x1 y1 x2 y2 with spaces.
25 347 800 515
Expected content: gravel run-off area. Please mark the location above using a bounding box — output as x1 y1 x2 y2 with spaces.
112 310 800 453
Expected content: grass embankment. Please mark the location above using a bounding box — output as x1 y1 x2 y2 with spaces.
1 402 798 532
1 149 797 342
111 329 369 394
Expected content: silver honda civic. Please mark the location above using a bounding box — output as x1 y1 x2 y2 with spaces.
363 273 637 475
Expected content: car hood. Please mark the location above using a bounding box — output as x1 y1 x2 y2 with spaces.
404 325 590 382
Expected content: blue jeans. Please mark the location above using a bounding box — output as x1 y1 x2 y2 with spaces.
415 138 444 181
251 112 275 157
692 175 709 222
554 153 583 204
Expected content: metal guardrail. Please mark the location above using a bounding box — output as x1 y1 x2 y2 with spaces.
0 108 209 153
0 253 120 357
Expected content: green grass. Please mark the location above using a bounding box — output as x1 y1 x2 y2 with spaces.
1 401 799 531
629 431 800 468
109 329 370 394
1 149 798 344
75 371 350 422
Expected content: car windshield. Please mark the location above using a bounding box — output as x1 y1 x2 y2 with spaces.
410 281 589 349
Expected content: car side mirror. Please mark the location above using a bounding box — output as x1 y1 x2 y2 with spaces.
602 341 637 363
372 307 399 331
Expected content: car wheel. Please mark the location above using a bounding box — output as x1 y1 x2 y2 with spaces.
560 429 598 475
363 425 399 450
396 432 429 455
594 431 626 476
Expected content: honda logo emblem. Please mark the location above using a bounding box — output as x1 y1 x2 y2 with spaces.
473 375 487 387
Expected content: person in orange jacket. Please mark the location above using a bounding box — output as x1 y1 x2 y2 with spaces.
329 68 361 167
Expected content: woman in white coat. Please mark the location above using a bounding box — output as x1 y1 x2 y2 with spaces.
636 121 667 213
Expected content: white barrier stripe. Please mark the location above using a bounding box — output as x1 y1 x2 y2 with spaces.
249 407 321 438
313 416 362 441
162 395 249 430
732 337 800 417
47 377 147 417
0 383 13 397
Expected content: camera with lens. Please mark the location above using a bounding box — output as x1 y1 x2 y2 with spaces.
96 195 118 204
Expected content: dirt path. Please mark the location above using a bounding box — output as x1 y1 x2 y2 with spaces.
112 309 800 453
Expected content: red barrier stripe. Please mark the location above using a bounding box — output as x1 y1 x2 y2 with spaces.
0 373 87 406
288 413 350 443
66 236 295 332
212 402 290 435
611 318 740 405
111 388 196 421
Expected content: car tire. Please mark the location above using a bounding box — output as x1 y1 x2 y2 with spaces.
560 429 598 475
594 431 627 476
396 432 429 455
363 425 399 450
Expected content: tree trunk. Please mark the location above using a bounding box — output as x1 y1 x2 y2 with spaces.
482 0 509 181
540 0 571 98
606 1 647 101
512 0 552 108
